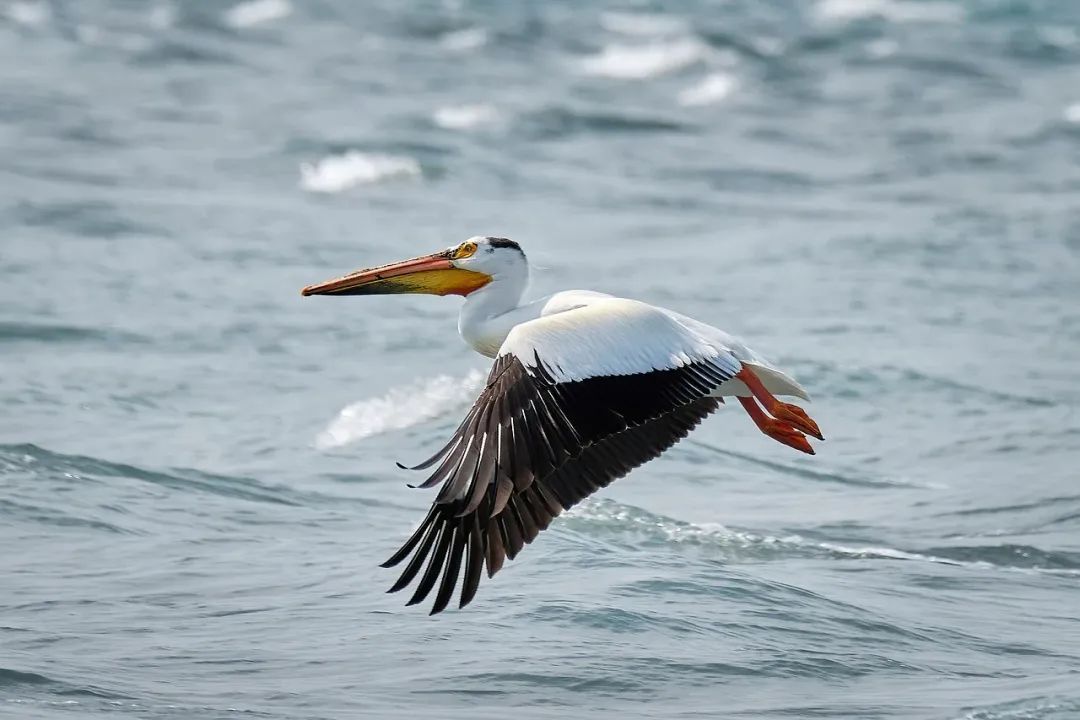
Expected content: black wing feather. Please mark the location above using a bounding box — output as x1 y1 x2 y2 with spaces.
382 352 735 613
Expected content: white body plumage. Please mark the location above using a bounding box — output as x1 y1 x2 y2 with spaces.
453 238 807 400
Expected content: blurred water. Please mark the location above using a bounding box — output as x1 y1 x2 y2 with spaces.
3 1 1080 718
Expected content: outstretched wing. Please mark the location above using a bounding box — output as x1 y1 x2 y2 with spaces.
382 299 743 614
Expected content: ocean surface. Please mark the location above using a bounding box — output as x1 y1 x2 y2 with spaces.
3 0 1080 718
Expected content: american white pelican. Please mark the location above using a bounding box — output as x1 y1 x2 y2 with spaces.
302 237 822 614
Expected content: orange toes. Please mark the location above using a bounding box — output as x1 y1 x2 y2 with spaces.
771 403 824 441
761 419 815 455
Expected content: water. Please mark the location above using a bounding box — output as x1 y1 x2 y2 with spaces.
2 0 1080 718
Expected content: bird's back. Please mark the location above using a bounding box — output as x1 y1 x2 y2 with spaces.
531 290 809 400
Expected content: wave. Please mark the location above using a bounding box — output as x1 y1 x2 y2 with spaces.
579 39 706 80
564 499 1080 575
687 439 935 489
131 39 240 67
0 666 128 701
949 697 1080 720
1 443 305 508
815 0 964 25
0 497 133 535
917 544 1080 571
0 667 56 688
938 494 1080 521
521 106 689 139
432 104 500 131
807 540 1080 574
299 151 421 193
678 73 738 107
565 499 764 551
0 321 147 346
699 30 785 61
450 636 929 685
14 199 161 238
223 0 291 29
316 369 485 449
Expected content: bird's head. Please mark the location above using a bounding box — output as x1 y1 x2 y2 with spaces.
301 236 526 298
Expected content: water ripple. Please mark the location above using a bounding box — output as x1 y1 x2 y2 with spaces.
0 321 148 346
1 443 302 508
520 106 692 139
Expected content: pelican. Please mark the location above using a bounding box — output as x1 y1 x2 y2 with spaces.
302 237 822 614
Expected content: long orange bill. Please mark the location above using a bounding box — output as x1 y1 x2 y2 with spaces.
301 251 490 297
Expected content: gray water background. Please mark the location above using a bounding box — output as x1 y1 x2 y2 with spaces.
3 1 1080 718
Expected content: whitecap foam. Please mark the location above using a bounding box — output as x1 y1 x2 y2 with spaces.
1064 103 1080 125
148 4 176 30
949 700 1079 720
567 500 745 545
866 38 900 58
774 536 1078 575
224 0 291 29
299 152 421 194
678 73 738 107
1040 27 1078 49
580 39 706 80
6 1 51 26
315 370 485 450
440 27 488 52
752 36 785 57
564 500 809 557
433 103 500 130
815 0 963 24
599 12 687 37
798 538 970 566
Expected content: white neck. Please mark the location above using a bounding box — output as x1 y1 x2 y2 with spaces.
458 273 533 358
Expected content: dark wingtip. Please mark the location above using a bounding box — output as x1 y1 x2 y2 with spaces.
396 461 408 470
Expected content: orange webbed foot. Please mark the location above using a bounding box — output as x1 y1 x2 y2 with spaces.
761 419 815 455
737 396 817 455
735 367 824 443
770 402 824 441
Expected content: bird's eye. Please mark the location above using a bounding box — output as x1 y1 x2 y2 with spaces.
452 242 478 259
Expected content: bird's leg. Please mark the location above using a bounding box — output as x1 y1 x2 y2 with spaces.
735 367 823 441
737 397 815 455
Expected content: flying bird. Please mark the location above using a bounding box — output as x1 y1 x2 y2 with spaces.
302 237 822 614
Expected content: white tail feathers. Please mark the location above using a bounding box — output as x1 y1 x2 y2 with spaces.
714 362 811 401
